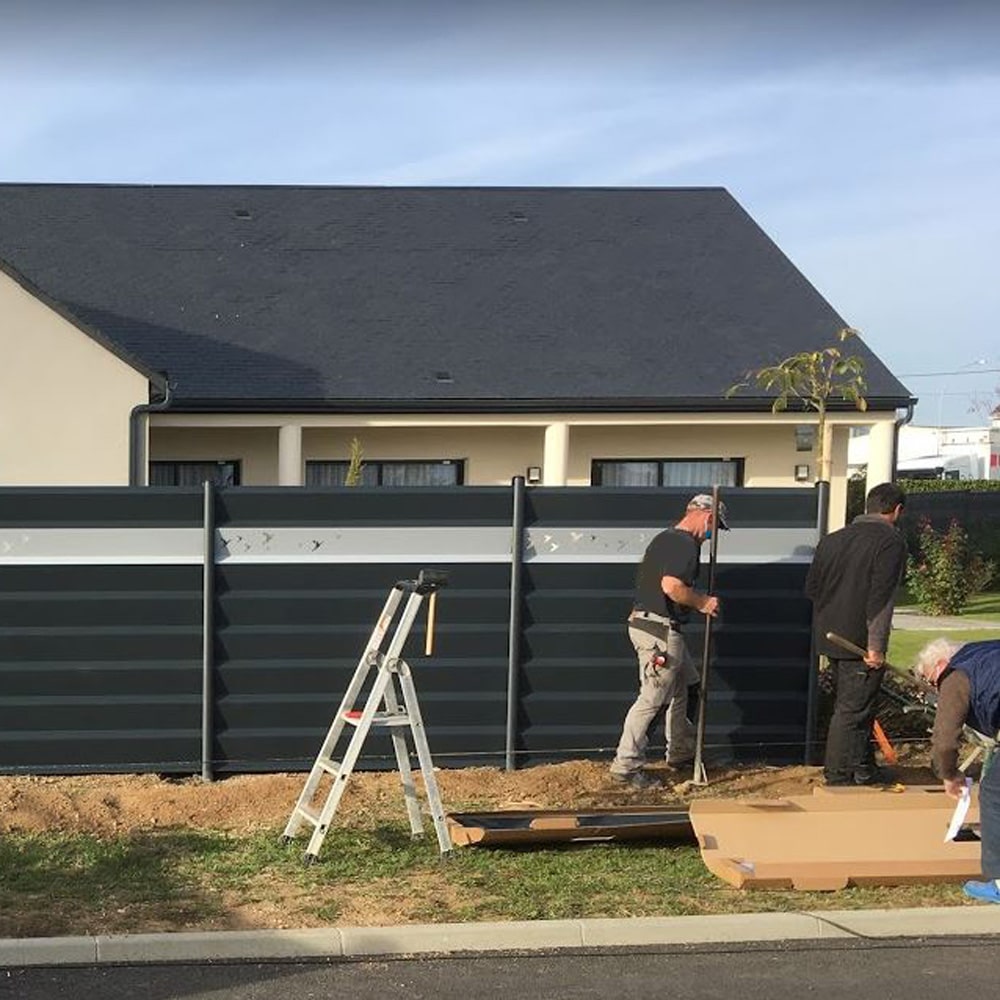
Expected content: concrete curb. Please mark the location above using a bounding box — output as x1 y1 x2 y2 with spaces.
4 907 1000 967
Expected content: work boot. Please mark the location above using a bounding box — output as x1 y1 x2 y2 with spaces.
610 770 661 790
853 766 896 786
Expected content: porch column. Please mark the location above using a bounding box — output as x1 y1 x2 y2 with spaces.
866 420 894 494
277 424 303 486
542 422 569 485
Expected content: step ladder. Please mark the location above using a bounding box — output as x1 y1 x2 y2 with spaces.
282 569 453 862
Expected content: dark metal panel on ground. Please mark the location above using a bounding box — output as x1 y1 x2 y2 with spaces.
447 806 695 846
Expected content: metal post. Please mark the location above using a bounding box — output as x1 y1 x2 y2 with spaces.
803 480 830 765
505 476 526 771
201 480 216 782
691 484 722 785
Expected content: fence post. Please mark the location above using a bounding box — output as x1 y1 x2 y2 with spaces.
505 476 526 771
803 480 830 764
201 480 216 782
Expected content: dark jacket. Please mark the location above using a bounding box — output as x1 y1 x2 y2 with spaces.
932 640 1000 779
804 514 907 659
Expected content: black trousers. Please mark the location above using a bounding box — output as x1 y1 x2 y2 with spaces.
823 658 885 783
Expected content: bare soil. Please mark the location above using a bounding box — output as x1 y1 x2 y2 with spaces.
0 747 938 838
0 745 944 936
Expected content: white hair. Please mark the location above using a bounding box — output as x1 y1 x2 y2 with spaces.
913 637 965 682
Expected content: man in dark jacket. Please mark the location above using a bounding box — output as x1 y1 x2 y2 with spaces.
914 637 1000 903
805 481 907 785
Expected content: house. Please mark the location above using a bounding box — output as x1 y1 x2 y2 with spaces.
0 184 913 526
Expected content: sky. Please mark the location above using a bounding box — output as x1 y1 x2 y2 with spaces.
3 0 998 426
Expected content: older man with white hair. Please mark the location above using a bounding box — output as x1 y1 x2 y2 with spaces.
914 636 1000 904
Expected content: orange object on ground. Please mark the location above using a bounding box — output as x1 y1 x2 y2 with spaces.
872 719 898 765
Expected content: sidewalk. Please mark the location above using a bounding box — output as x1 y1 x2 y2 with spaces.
4 907 1000 967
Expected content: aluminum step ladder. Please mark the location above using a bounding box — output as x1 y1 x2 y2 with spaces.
282 569 453 862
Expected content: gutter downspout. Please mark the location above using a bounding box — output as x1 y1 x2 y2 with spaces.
129 379 173 487
891 400 916 482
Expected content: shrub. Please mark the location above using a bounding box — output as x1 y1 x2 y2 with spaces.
906 518 997 615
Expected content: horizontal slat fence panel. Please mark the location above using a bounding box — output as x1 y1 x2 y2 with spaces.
0 483 819 774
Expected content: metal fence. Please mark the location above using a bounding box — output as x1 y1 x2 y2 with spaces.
0 483 821 775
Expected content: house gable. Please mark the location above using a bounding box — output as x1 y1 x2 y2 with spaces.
0 263 151 485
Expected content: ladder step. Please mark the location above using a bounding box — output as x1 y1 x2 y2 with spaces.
295 804 321 826
316 759 341 775
342 710 411 727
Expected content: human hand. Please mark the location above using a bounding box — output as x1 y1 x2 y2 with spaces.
700 595 720 618
864 649 885 669
943 777 966 800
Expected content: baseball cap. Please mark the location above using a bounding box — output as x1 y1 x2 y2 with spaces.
687 494 730 530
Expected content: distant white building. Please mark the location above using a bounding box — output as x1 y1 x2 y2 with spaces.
849 410 1000 481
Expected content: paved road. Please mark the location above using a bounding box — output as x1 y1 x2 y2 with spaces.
3 938 995 1000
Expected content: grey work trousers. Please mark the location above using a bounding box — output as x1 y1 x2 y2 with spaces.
611 622 699 775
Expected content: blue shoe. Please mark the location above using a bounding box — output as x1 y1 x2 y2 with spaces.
962 880 1000 904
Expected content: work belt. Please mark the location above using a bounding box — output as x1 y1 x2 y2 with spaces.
627 611 680 643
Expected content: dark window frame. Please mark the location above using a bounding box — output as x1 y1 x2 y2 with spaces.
305 458 466 487
590 457 745 487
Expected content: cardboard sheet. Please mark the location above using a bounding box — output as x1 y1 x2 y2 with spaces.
689 785 982 890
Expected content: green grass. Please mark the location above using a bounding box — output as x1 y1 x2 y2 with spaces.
888 629 999 672
960 592 1000 618
895 589 1000 620
0 824 979 938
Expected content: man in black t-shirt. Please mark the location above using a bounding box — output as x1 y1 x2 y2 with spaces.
610 494 728 788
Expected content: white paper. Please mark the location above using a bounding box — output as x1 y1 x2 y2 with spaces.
944 777 974 842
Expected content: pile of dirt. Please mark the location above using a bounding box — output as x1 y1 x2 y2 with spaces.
0 753 939 837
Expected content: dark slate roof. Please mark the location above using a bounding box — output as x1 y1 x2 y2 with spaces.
0 184 912 411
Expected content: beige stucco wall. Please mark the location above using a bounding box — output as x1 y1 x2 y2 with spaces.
0 270 148 485
150 427 282 484
148 417 863 528
304 426 543 485
567 423 818 484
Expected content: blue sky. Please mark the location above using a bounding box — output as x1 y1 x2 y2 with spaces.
3 0 998 425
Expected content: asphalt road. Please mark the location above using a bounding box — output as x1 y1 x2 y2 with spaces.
2 938 995 1000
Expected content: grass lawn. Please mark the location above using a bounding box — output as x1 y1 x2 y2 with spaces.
0 826 976 938
888 629 999 672
894 589 1000 620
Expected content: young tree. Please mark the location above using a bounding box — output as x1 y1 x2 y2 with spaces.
344 437 365 486
726 327 868 482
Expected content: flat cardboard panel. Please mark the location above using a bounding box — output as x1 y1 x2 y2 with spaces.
689 786 982 890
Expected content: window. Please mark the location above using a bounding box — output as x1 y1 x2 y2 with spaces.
149 460 241 487
305 459 464 487
591 459 743 488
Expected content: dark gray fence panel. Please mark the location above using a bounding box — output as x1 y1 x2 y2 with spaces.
517 487 817 765
210 487 513 772
902 491 1000 564
0 484 819 774
0 487 204 773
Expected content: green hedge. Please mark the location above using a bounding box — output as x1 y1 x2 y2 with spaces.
845 479 1000 587
896 479 1000 493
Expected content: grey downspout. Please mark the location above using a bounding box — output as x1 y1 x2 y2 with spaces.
129 380 173 486
891 401 916 482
